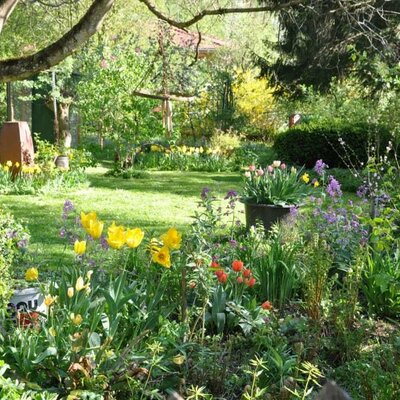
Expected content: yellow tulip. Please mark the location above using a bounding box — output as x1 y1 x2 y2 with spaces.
70 313 83 325
49 327 57 337
161 228 182 250
80 211 97 230
301 173 310 184
74 240 86 255
86 270 93 280
152 246 171 268
44 295 56 307
67 287 74 298
126 228 144 248
25 267 38 282
75 277 85 291
87 219 104 239
107 223 126 249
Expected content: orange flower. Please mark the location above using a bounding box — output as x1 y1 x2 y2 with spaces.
232 260 244 272
247 277 256 287
217 272 228 284
261 301 272 310
242 268 251 278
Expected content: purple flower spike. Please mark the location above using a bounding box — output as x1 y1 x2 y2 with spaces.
201 187 210 199
224 190 238 200
326 176 342 198
314 159 328 176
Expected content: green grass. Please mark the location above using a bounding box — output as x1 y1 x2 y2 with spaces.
0 167 241 264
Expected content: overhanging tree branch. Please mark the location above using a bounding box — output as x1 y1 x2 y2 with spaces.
137 0 305 29
0 0 115 82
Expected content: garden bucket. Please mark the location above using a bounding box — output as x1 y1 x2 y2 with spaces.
7 287 46 326
55 155 69 169
244 202 291 233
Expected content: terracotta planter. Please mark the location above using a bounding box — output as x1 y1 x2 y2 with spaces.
0 121 35 174
243 202 292 233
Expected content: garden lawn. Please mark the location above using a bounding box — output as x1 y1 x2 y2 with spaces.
0 167 241 265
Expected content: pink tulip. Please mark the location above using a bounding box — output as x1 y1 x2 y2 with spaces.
280 163 286 170
256 169 264 176
248 165 256 172
267 165 274 173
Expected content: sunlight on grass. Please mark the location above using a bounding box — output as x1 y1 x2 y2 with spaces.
0 168 242 264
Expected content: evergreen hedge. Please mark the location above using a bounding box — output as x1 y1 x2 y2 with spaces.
273 122 392 168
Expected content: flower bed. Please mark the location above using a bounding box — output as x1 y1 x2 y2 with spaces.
0 155 399 399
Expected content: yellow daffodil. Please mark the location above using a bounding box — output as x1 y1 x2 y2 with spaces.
25 267 38 282
152 246 171 268
80 211 97 230
70 313 83 325
67 287 74 298
75 277 85 291
172 354 185 365
6 160 12 167
49 327 57 337
87 219 104 239
107 223 126 249
86 270 93 280
15 162 20 168
3 166 9 172
126 228 144 248
44 295 56 307
301 173 310 184
161 228 182 250
313 180 320 188
74 240 86 255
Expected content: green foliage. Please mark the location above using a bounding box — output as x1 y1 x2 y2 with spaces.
252 229 300 308
274 122 392 168
241 163 309 206
76 39 163 153
300 237 332 322
362 249 400 318
0 208 29 312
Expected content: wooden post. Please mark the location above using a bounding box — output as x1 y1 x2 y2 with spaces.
52 71 60 145
6 82 14 121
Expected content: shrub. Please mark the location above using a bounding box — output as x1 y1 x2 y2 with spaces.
273 122 392 168
0 208 29 312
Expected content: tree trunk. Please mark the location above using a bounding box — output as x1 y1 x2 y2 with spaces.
58 102 71 149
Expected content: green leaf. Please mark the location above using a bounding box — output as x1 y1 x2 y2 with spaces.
32 347 57 364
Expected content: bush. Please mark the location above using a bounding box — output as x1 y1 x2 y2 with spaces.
0 208 29 312
273 122 392 168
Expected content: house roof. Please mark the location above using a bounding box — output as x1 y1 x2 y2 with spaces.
169 26 226 53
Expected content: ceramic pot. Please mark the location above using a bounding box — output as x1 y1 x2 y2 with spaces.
244 202 292 233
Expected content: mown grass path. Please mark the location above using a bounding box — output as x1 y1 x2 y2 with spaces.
0 167 241 263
